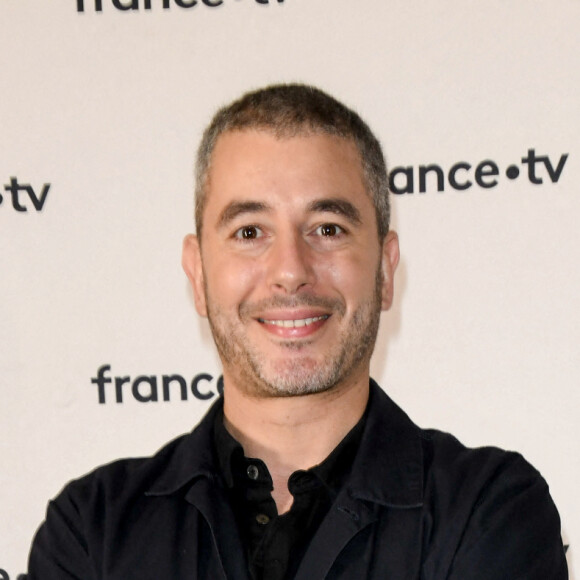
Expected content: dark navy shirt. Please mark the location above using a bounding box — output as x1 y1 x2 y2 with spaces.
213 407 366 580
26 381 568 579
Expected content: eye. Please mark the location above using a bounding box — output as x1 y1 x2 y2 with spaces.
233 225 263 240
315 223 345 237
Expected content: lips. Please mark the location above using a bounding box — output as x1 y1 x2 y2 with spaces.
254 310 332 339
241 295 344 340
258 315 329 328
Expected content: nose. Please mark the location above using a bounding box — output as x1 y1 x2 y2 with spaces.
266 231 316 294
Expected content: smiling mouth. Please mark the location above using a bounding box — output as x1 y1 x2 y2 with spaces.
258 315 330 328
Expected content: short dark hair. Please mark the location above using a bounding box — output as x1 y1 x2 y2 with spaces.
195 83 390 240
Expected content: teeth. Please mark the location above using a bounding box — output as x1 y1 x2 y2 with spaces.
261 315 328 328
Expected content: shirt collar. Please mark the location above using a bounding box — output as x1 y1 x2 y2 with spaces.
346 379 424 507
145 380 424 508
212 399 367 494
145 396 224 496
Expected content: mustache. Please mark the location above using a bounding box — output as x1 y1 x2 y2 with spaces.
239 294 346 318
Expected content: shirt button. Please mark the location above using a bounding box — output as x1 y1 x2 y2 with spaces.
246 464 259 480
255 513 270 525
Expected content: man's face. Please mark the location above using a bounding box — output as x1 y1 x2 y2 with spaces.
183 130 399 398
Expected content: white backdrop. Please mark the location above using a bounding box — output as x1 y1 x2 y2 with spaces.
1 1 578 577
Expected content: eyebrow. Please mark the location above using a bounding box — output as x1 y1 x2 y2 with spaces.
217 201 272 229
307 198 362 226
215 197 363 229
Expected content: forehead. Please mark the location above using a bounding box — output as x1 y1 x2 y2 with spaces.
204 130 371 214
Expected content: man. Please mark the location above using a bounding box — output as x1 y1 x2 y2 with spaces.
28 84 567 578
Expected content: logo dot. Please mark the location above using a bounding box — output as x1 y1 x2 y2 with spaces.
506 165 520 180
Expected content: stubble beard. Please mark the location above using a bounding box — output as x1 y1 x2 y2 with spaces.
204 269 383 398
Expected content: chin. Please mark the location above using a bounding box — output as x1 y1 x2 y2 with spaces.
252 357 344 398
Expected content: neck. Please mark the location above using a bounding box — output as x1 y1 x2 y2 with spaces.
222 374 369 514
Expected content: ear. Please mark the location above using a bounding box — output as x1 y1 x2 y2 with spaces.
182 234 208 317
380 230 400 311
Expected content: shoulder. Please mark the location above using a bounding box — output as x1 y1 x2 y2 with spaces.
420 427 542 495
44 431 193 543
56 397 222 509
27 433 195 579
61 433 188 503
365 383 567 577
28 421 218 577
365 381 545 501
417 427 553 534
367 382 549 499
417 429 566 578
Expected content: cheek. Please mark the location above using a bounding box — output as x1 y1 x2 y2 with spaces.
206 256 262 307
320 253 378 304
